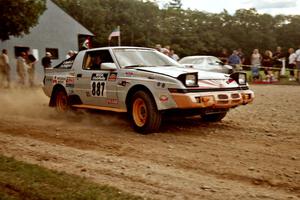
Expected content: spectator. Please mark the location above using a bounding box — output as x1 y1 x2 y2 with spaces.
164 45 170 51
27 53 37 87
16 52 29 86
262 50 274 82
251 49 262 81
169 49 179 61
42 52 52 70
0 49 10 88
155 44 162 52
273 46 285 78
237 48 245 64
287 48 296 81
295 45 300 81
219 48 229 64
66 50 74 59
228 50 241 70
161 48 170 56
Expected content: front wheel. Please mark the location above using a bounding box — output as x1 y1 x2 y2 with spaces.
130 91 162 134
54 90 69 112
201 112 227 122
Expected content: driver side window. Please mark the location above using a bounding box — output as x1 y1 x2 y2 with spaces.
83 50 113 70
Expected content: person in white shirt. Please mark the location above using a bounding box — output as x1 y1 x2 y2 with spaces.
295 45 300 81
0 49 10 88
288 48 296 81
16 52 29 86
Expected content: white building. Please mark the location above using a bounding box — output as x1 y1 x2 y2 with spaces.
0 0 94 83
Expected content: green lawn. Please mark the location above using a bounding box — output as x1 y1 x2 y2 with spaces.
0 155 143 200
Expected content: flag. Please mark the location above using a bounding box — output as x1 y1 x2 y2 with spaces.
82 38 90 49
108 27 120 41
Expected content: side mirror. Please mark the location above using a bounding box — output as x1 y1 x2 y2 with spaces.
101 62 117 71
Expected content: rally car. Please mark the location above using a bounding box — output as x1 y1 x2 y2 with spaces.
43 47 254 133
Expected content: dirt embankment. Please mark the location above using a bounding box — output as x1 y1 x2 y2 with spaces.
0 85 299 200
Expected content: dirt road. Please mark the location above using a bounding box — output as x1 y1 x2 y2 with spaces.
0 85 299 200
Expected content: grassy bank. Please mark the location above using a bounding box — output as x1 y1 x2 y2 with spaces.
0 155 143 200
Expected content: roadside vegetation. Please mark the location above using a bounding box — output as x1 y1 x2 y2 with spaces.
53 0 300 57
0 155 143 200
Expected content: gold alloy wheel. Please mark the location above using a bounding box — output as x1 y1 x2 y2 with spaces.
132 98 148 127
56 91 68 112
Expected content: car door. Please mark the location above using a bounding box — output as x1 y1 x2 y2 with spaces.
74 49 118 108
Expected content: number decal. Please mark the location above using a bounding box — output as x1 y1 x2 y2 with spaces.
92 82 96 96
91 81 106 97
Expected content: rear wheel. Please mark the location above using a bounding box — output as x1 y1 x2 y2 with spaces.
201 112 227 122
54 90 69 112
130 91 162 134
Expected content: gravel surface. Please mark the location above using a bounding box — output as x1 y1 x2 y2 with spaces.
0 85 299 200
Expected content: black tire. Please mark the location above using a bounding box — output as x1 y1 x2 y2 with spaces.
201 112 227 122
130 90 162 134
54 90 69 112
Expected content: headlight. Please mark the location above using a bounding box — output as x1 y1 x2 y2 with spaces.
230 72 247 85
238 73 246 85
186 74 197 87
178 73 198 87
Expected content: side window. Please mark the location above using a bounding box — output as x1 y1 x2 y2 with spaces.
83 50 113 70
55 55 76 69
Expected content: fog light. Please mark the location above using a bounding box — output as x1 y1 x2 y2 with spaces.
200 96 214 104
242 93 251 100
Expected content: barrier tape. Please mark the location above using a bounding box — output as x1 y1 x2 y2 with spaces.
233 64 299 72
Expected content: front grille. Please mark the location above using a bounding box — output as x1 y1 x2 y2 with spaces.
231 93 240 99
218 94 228 99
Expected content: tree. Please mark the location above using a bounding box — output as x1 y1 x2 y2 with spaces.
0 0 46 41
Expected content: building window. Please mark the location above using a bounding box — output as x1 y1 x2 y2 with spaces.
14 46 30 58
46 48 59 59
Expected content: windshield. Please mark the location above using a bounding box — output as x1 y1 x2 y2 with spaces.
179 57 204 65
113 48 180 68
207 56 222 65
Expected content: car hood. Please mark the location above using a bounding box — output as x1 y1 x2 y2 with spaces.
135 66 228 80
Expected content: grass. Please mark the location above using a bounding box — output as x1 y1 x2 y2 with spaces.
0 155 143 200
243 69 300 85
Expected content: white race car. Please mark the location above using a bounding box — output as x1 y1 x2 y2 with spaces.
43 47 254 133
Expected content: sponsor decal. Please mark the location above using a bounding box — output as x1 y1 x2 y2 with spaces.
108 73 117 81
52 76 57 84
118 80 130 87
125 72 134 77
107 99 119 104
66 77 75 87
159 95 169 103
52 76 66 85
91 73 108 81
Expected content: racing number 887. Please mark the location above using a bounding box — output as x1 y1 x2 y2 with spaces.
91 81 106 97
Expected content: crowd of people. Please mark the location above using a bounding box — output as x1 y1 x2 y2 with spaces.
1 45 300 88
219 46 300 82
0 49 78 88
0 49 42 88
154 44 180 61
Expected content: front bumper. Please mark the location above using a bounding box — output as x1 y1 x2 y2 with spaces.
171 90 254 109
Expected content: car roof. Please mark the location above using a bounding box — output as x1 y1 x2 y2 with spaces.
181 55 215 59
84 46 155 52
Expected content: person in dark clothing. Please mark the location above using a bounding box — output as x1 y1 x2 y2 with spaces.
262 50 274 82
228 50 241 70
219 48 229 64
42 52 52 70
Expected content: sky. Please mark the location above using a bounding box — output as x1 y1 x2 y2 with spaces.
159 0 300 15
